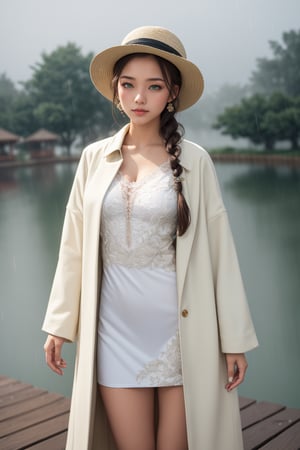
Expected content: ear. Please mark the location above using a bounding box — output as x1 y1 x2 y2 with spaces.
168 84 180 102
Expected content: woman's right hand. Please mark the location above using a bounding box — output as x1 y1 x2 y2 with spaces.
44 334 67 375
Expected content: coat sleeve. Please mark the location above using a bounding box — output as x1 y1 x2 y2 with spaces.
42 150 88 342
203 156 259 353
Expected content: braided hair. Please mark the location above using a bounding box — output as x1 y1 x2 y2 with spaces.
112 53 191 236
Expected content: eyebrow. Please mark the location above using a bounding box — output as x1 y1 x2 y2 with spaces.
119 75 165 82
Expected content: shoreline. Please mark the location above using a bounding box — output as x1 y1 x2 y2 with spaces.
210 152 300 166
0 152 300 170
0 156 80 170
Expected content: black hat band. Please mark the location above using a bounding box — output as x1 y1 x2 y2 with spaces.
125 38 183 57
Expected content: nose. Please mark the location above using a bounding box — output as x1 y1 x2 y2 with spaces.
134 91 146 104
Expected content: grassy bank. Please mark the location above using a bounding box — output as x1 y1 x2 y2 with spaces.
208 147 300 166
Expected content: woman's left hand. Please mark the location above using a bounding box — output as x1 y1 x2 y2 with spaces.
225 353 248 392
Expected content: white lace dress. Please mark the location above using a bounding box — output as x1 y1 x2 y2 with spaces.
97 161 183 387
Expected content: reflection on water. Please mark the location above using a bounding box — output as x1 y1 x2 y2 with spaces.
215 163 300 407
0 163 78 397
0 161 299 406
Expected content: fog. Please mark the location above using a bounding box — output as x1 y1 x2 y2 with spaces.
1 0 299 93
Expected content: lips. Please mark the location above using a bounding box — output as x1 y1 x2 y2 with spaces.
132 109 148 114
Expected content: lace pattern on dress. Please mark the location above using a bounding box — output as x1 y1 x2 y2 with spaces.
120 178 135 247
136 330 182 386
101 161 177 271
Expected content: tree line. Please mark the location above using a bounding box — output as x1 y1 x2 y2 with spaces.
214 29 300 150
1 30 299 153
0 43 122 154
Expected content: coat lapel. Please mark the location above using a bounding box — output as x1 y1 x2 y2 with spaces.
91 125 130 213
96 156 122 206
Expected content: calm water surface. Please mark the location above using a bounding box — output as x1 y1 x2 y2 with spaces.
0 160 299 407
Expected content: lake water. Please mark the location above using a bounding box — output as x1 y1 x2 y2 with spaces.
0 159 299 408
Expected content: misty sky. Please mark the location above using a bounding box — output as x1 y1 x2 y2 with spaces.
1 0 299 94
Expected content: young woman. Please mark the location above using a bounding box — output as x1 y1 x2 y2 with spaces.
43 26 258 450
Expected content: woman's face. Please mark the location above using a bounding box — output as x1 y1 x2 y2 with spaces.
117 55 174 127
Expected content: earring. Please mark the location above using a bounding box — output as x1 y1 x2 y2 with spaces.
116 101 123 112
167 102 175 113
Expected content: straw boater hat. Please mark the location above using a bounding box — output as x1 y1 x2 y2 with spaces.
90 26 204 112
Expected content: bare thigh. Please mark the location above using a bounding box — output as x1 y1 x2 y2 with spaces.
157 386 188 450
99 385 155 450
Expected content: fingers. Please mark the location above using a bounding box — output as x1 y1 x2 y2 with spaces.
226 357 236 387
225 353 248 392
44 335 67 376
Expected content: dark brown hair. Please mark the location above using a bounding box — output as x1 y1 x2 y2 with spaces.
112 53 191 236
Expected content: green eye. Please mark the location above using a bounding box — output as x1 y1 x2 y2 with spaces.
149 85 162 91
122 82 133 88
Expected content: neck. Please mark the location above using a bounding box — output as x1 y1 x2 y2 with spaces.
126 121 164 147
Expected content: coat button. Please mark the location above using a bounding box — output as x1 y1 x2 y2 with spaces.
181 309 189 318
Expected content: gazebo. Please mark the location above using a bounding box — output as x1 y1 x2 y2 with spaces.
24 129 60 159
0 128 20 161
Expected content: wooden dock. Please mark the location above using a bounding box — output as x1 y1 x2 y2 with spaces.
0 376 300 449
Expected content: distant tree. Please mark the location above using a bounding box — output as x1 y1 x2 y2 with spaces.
214 92 300 150
264 106 300 150
0 73 19 130
251 29 300 96
25 43 113 154
12 91 40 137
214 94 272 149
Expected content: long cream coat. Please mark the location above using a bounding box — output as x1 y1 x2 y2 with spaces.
42 124 258 450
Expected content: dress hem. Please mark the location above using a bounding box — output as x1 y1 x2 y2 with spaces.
97 382 183 388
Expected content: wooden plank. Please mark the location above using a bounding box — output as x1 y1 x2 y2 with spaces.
0 377 15 382
0 379 19 391
0 397 70 437
0 386 47 409
0 413 69 450
0 375 299 450
239 397 256 410
0 376 8 381
240 401 285 429
243 408 300 450
26 431 67 449
259 421 300 449
0 378 18 387
0 392 65 421
0 381 32 397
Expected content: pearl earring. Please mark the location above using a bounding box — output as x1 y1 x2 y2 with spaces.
167 102 175 113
